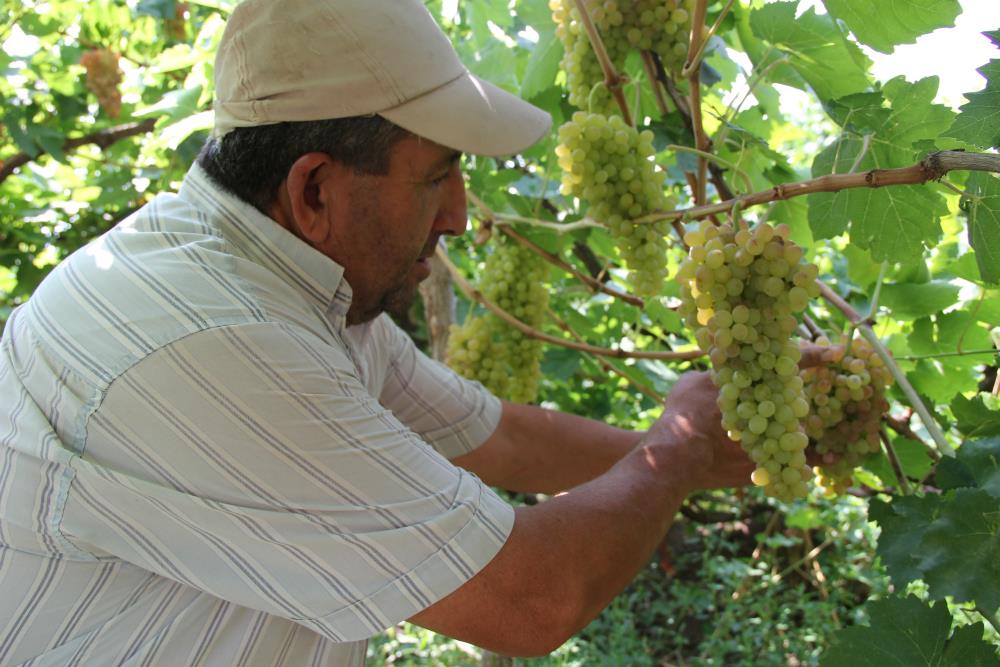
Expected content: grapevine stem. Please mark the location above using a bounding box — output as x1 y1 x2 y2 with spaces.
976 605 1000 637
879 428 913 496
718 51 789 143
883 413 941 462
548 309 663 402
491 214 601 233
466 190 645 307
666 145 754 194
802 314 824 341
632 150 1000 226
869 262 888 315
846 259 888 346
680 0 736 79
504 226 646 307
817 281 956 458
640 51 671 115
572 0 633 125
437 245 703 361
893 349 998 361
847 134 873 174
994 328 1000 397
686 0 710 205
0 118 158 184
774 537 835 582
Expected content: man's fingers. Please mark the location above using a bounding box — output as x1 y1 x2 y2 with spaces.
799 343 844 369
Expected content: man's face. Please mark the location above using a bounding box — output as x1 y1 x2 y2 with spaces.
322 136 468 325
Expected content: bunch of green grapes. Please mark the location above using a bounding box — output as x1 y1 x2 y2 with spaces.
549 0 693 112
802 336 893 495
628 0 694 72
556 111 670 296
677 220 821 501
446 236 550 403
549 0 625 113
80 48 123 118
165 1 189 41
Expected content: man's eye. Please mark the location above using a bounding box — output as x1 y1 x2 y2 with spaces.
431 172 450 186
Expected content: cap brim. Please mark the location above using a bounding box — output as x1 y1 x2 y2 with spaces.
380 71 551 157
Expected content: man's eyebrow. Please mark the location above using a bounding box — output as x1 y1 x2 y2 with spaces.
430 150 463 173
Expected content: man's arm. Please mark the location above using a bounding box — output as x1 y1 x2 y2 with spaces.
410 371 755 656
451 343 835 495
450 401 641 494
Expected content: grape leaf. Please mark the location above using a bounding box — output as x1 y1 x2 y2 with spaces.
941 623 1000 667
820 596 1000 667
749 2 871 102
965 172 1000 285
936 436 1000 495
869 496 939 587
952 396 1000 439
843 244 882 288
909 313 995 370
824 92 892 132
821 0 960 54
918 488 1000 615
542 347 582 381
879 281 961 320
520 26 563 101
863 437 934 490
908 359 979 405
945 30 1000 150
808 79 954 260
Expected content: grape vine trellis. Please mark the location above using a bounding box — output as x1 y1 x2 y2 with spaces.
1 0 999 663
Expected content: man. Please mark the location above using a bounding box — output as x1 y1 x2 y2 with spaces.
0 0 803 664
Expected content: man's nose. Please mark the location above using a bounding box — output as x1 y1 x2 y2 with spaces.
435 169 468 236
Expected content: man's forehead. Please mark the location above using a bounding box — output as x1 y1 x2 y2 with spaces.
396 135 463 171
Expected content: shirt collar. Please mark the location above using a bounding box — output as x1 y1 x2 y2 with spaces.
179 163 353 322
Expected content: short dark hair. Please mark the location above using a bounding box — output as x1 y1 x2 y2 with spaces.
197 115 411 213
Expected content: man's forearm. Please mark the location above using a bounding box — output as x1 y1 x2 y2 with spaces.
452 400 643 494
412 433 692 656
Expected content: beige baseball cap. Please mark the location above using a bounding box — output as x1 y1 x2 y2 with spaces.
212 0 552 156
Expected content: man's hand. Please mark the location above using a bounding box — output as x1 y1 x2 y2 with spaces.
639 341 839 492
641 371 755 491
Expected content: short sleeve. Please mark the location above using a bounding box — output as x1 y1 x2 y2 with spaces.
63 321 515 643
376 316 502 459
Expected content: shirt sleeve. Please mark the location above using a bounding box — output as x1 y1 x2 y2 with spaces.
61 321 515 643
376 315 503 460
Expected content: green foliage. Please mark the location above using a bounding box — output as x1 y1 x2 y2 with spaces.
965 172 1000 284
821 596 1000 667
821 0 961 55
807 78 955 262
946 30 1000 150
868 438 1000 615
748 2 871 102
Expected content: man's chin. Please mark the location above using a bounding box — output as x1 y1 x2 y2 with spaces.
380 283 421 321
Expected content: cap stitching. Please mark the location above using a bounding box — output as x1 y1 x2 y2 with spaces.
379 70 468 113
320 4 406 107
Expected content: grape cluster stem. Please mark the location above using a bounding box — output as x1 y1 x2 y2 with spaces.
680 0 736 78
570 0 633 125
685 0 710 205
466 190 645 307
879 428 913 495
549 308 663 402
640 50 671 115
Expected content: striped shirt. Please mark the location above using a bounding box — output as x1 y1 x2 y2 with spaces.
0 164 513 666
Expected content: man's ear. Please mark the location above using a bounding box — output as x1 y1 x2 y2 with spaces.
283 152 343 244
